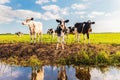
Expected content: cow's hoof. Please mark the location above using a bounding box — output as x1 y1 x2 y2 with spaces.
30 43 33 45
33 43 36 45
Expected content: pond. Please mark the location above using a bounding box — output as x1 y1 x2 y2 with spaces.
0 63 120 80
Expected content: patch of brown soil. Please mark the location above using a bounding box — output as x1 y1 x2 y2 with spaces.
0 43 120 64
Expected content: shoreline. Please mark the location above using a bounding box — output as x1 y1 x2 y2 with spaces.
0 43 120 66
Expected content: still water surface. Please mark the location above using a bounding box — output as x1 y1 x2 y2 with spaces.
0 63 120 80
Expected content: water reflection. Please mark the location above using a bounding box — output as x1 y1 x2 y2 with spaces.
58 66 67 80
0 63 120 80
31 67 44 80
75 66 90 80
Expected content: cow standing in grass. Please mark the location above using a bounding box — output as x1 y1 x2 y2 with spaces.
74 20 95 43
47 28 56 39
15 32 23 37
74 22 84 42
22 17 43 43
56 19 69 49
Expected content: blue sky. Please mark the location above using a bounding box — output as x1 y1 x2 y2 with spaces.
0 0 120 34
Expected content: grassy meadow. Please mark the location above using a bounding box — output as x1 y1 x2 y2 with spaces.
0 33 120 44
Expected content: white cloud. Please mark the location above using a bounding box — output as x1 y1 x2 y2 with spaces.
42 5 60 14
87 14 95 18
91 11 105 16
105 13 112 17
42 11 59 20
36 0 49 5
93 11 120 32
71 3 87 10
41 4 69 19
0 5 14 23
35 0 57 5
0 16 14 23
74 11 86 15
15 10 42 19
61 8 69 15
0 3 68 24
80 15 85 19
90 67 120 80
87 11 105 18
0 4 43 24
0 0 10 4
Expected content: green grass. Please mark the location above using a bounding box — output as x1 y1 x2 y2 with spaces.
0 33 120 44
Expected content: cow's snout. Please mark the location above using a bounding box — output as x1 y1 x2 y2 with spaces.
22 22 24 25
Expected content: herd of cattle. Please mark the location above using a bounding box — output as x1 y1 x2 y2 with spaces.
22 17 95 49
47 19 95 42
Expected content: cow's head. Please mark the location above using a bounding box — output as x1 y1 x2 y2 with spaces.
87 20 95 24
47 28 54 34
22 17 34 25
56 19 69 30
84 20 95 32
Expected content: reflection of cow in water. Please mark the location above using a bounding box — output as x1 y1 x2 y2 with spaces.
75 67 91 80
58 66 68 80
31 67 44 80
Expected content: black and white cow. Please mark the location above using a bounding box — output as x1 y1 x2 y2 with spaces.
56 19 69 49
47 28 54 35
74 20 95 43
15 32 23 37
47 28 56 43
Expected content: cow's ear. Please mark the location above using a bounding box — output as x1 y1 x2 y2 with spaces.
92 22 95 24
65 20 69 23
56 19 61 23
31 18 34 20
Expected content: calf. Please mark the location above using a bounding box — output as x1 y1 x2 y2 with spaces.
15 32 23 37
56 19 69 49
47 28 56 38
22 17 43 43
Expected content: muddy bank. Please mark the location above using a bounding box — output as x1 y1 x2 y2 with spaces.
0 43 120 65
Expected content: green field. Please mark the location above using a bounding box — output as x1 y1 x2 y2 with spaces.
0 33 120 44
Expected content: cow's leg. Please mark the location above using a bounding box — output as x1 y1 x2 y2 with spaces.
75 33 77 42
83 34 86 43
38 32 42 43
30 32 33 43
61 32 65 43
56 36 60 49
33 32 36 43
52 33 54 39
37 33 40 43
61 42 64 49
78 33 80 43
61 35 65 49
86 33 90 43
51 33 53 43
40 33 43 42
66 34 69 44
